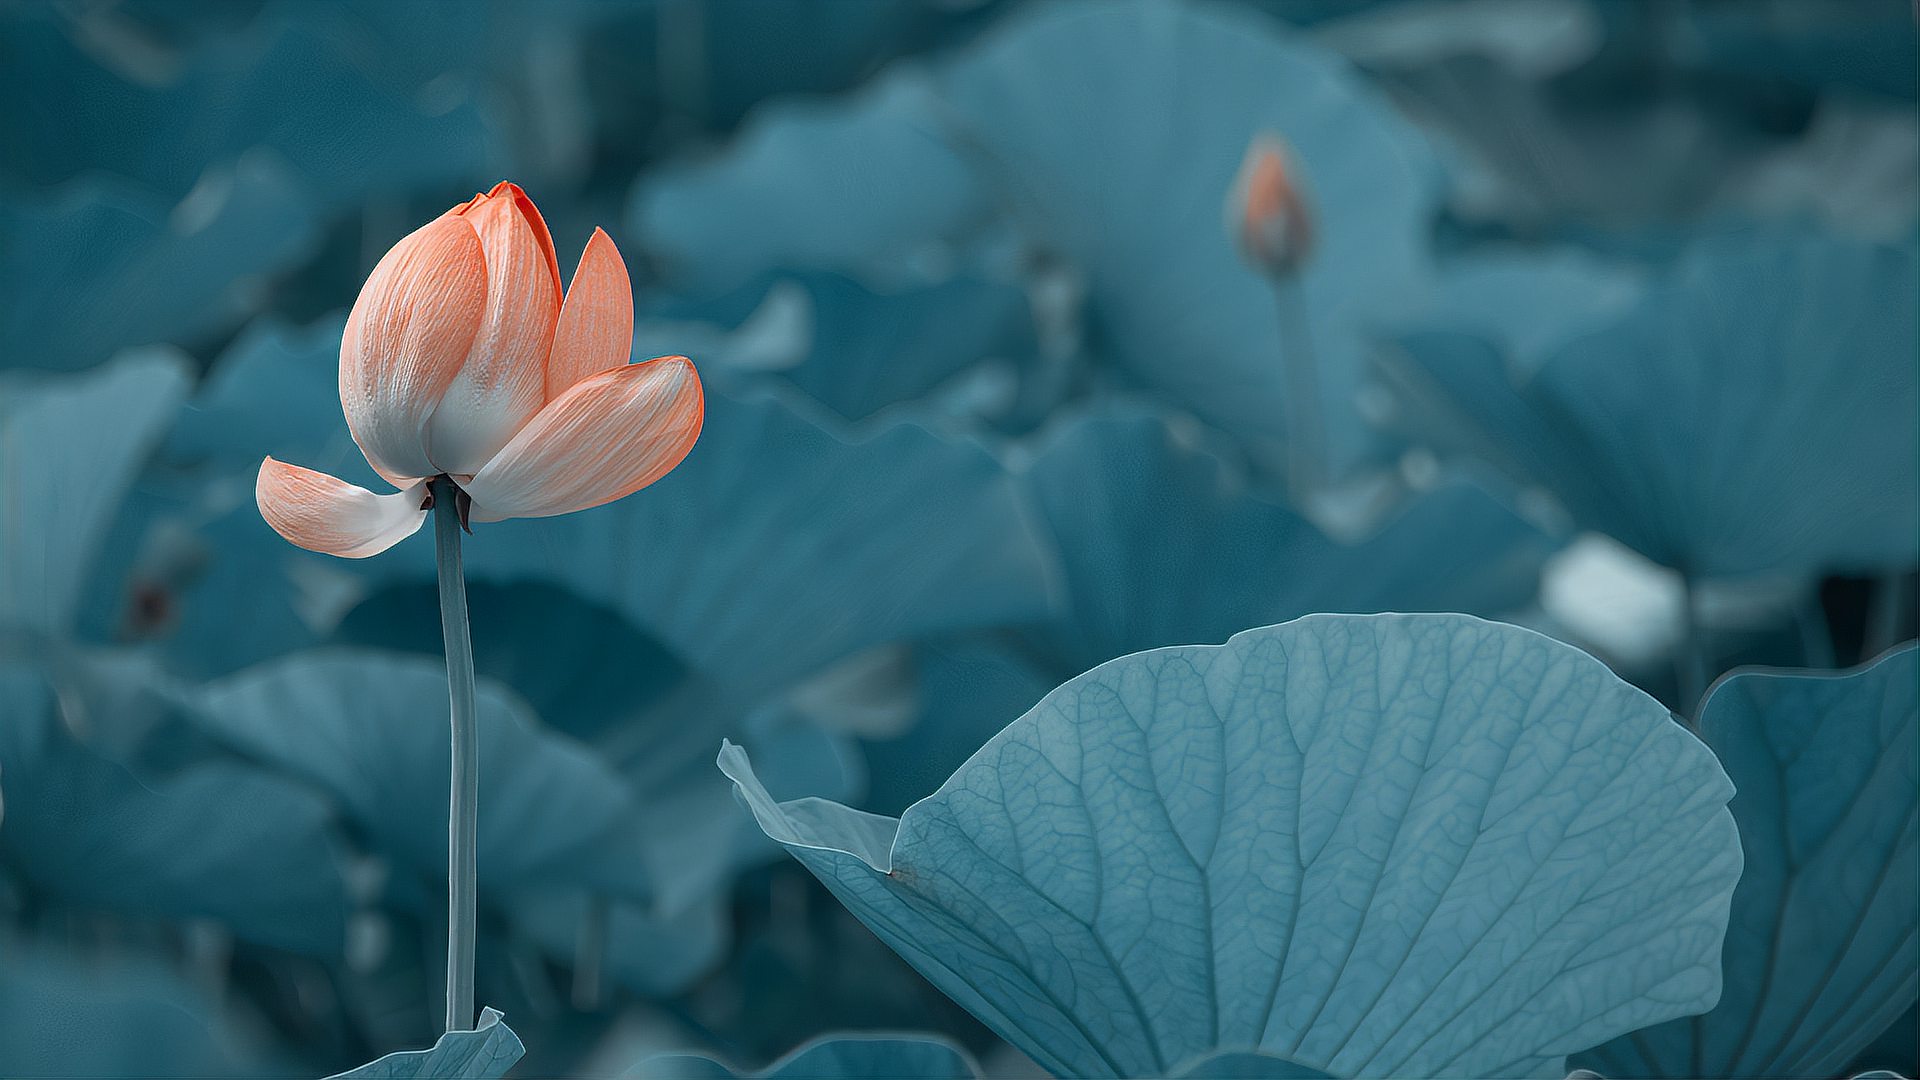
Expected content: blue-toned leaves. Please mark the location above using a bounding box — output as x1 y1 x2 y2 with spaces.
0 160 322 373
722 614 1743 1079
0 663 353 955
424 387 1060 695
1024 411 1555 673
631 70 992 291
1383 233 1919 579
197 650 652 902
1575 644 1919 1078
0 352 189 637
647 271 1041 426
325 1007 523 1080
0 7 500 204
0 946 268 1078
1175 1051 1337 1079
940 1 1439 467
634 1034 978 1080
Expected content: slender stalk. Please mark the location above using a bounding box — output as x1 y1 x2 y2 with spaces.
1676 573 1709 723
571 895 607 1011
431 476 479 1033
1274 279 1325 503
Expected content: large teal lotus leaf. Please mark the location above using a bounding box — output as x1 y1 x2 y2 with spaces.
1175 1051 1337 1079
1025 412 1555 674
197 650 652 902
939 1 1438 467
0 159 321 372
721 614 1742 1079
634 1034 978 1080
326 1007 522 1080
0 352 189 636
0 663 352 955
1575 644 1919 1078
1382 233 1918 580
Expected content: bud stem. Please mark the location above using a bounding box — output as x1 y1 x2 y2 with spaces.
430 476 480 1032
1275 279 1325 501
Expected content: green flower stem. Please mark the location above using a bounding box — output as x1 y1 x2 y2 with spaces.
430 476 479 1032
1274 278 1324 502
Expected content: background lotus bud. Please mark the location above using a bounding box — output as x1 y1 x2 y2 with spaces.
1228 133 1315 279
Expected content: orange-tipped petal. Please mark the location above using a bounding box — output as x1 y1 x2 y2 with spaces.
426 189 561 474
256 457 429 559
546 228 635 399
464 356 703 522
1228 133 1314 279
485 181 562 300
340 214 488 485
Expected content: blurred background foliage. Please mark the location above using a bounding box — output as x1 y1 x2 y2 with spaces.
0 0 1914 1076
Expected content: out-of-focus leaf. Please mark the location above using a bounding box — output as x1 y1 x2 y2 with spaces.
1382 233 1919 580
633 1033 978 1080
197 650 651 902
324 1007 522 1080
0 946 268 1078
630 70 992 292
647 271 1040 425
939 1 1440 468
397 386 1059 696
722 614 1743 1079
1576 645 1919 1078
857 639 1050 818
0 9 499 203
0 663 353 955
1024 411 1554 673
0 352 189 636
1400 249 1644 375
0 151 322 372
0 158 321 372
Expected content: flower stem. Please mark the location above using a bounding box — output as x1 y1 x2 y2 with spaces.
431 476 479 1033
1274 278 1324 503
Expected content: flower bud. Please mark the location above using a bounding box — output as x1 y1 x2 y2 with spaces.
1228 134 1314 280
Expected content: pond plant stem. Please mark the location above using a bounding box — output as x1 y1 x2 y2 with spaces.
431 475 479 1033
1275 279 1325 504
1678 573 1709 723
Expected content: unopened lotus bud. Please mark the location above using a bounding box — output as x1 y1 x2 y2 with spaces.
1228 134 1314 279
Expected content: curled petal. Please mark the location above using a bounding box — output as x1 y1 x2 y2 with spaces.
464 356 703 522
340 214 488 484
487 180 563 300
427 191 561 474
256 457 429 559
546 228 634 400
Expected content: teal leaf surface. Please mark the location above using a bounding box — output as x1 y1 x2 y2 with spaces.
0 663 352 955
634 1034 978 1079
1575 644 1919 1078
939 1 1438 467
0 947 266 1078
325 1007 523 1080
0 160 322 373
1024 412 1554 673
198 650 652 902
1383 233 1919 579
416 387 1059 694
0 352 189 636
721 614 1743 1078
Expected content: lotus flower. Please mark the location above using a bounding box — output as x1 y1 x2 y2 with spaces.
257 182 703 558
1228 133 1314 279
